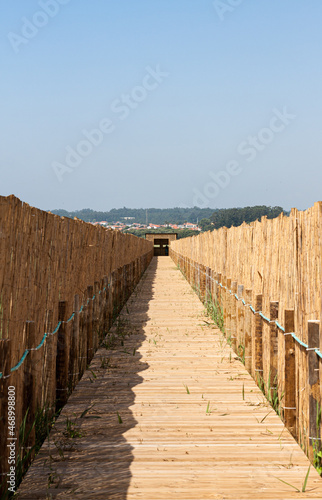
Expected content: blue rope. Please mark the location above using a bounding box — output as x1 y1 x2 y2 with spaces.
292 333 308 349
175 252 322 359
35 333 47 350
259 312 271 322
65 312 75 323
315 349 322 360
11 350 29 372
275 321 285 332
52 321 62 335
0 273 117 378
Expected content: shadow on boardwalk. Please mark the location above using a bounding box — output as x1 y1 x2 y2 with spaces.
17 260 157 500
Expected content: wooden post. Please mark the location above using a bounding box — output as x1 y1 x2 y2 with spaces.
0 339 11 493
93 281 100 351
231 281 237 351
202 265 207 302
205 267 210 303
86 286 94 364
269 301 279 399
79 293 87 377
244 289 253 375
69 294 79 391
108 273 114 328
56 301 69 410
103 276 109 335
307 320 320 461
226 278 231 340
283 310 296 437
43 310 55 409
217 273 222 311
252 294 263 385
22 321 37 463
237 284 245 362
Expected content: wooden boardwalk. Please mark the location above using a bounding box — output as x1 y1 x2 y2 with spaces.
18 257 322 499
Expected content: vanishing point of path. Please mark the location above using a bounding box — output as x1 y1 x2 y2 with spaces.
18 257 322 499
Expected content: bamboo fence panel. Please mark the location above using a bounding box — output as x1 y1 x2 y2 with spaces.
0 195 153 492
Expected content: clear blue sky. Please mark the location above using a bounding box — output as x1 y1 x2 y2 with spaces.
1 0 322 211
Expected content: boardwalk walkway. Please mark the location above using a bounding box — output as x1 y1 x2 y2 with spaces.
18 257 322 499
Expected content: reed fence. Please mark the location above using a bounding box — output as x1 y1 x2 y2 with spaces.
170 202 322 470
0 195 153 493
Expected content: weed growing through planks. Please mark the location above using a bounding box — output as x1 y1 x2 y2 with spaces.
117 412 123 424
312 401 322 475
275 465 311 493
63 416 83 439
100 357 110 369
183 383 190 394
256 371 284 416
204 291 224 333
206 401 215 414
237 343 245 365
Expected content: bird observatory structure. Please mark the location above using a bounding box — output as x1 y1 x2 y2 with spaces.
145 232 177 256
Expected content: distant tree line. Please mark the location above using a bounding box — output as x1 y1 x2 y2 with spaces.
209 205 286 229
196 206 286 233
51 205 286 236
51 207 214 225
124 228 200 240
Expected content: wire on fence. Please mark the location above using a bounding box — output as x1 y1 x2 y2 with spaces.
172 250 318 357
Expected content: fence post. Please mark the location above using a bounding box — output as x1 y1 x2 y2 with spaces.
93 282 100 351
102 276 109 335
206 267 210 303
283 309 296 437
252 294 263 385
56 301 69 411
217 273 222 312
237 284 245 362
108 273 114 328
78 293 87 377
226 278 231 340
269 301 279 399
69 295 79 391
22 321 37 462
244 289 253 374
307 320 320 461
43 310 55 409
86 286 94 364
231 281 237 351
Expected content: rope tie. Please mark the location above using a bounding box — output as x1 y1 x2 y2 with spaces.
0 270 134 379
